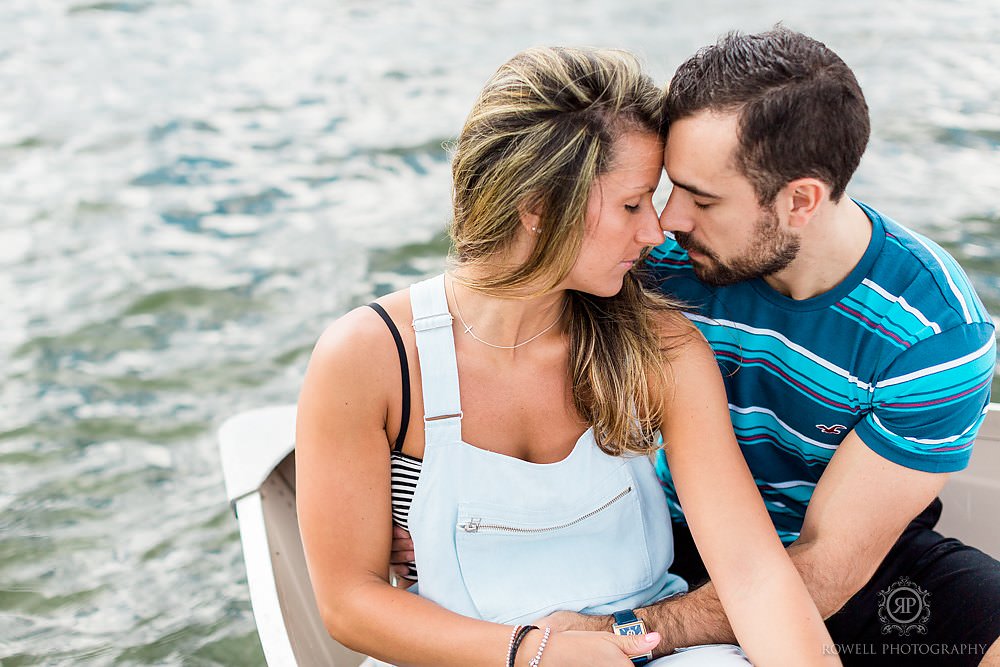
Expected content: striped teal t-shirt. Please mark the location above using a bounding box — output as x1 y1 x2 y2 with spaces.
648 200 996 543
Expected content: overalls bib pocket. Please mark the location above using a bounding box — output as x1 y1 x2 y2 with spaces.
454 473 653 624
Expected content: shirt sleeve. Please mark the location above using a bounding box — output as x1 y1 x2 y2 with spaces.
855 321 997 473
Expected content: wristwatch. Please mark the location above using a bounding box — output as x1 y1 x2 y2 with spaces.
612 609 652 665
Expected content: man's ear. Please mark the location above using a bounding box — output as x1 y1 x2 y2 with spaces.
781 178 827 228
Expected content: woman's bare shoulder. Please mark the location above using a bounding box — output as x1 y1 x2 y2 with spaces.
308 289 413 381
651 308 704 355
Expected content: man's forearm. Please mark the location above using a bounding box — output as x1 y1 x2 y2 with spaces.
544 584 735 656
635 583 735 656
631 540 871 655
784 540 875 619
551 537 875 655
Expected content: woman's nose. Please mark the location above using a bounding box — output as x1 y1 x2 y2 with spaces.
636 207 665 245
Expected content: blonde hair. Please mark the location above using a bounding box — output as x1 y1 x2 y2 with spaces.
450 46 684 456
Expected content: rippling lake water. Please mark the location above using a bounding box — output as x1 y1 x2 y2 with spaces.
1 0 998 664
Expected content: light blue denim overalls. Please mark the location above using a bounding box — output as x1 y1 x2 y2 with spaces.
377 274 749 666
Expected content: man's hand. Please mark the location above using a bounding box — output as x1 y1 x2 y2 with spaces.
535 610 611 633
390 525 415 584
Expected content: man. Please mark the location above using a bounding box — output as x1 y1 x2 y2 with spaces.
548 27 1000 666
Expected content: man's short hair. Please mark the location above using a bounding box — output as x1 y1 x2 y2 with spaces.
665 26 870 205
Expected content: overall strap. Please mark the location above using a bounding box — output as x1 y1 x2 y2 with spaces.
409 274 463 441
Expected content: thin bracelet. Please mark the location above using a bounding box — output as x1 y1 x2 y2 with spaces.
527 627 551 667
505 625 523 667
508 625 538 667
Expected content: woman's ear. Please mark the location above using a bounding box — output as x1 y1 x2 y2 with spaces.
518 204 542 235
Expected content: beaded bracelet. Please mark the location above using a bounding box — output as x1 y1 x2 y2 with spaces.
527 626 551 667
505 625 523 667
507 624 538 667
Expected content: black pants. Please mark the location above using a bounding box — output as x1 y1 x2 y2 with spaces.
669 499 1000 666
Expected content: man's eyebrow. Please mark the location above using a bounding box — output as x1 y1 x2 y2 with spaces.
669 179 721 199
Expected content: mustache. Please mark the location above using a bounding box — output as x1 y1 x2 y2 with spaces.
674 232 714 259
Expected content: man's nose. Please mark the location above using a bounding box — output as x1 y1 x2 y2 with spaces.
659 191 694 233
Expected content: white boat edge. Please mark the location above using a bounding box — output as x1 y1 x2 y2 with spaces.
220 404 298 505
219 403 1000 667
220 405 299 667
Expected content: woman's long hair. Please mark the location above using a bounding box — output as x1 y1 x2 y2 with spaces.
450 46 685 456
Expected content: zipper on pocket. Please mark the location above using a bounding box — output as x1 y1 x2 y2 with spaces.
458 485 633 534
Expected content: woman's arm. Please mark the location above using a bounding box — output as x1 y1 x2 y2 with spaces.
659 319 838 666
296 306 655 667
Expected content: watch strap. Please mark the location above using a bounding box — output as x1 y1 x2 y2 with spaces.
614 609 640 626
611 609 652 666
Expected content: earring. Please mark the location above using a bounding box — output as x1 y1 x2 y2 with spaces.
531 226 540 234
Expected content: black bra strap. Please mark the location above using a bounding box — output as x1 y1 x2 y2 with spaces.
366 303 410 452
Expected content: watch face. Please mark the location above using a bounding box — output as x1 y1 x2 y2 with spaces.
614 620 646 636
613 615 652 664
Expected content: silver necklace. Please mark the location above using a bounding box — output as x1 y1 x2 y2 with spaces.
448 275 567 350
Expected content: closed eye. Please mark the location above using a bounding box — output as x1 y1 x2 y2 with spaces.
625 204 640 212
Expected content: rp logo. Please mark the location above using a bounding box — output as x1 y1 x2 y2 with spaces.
816 424 847 434
878 577 930 635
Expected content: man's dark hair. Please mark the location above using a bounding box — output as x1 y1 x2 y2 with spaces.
665 26 870 205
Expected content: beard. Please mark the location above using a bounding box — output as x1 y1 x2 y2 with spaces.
675 205 800 286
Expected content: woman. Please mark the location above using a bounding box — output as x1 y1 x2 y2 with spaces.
296 47 838 666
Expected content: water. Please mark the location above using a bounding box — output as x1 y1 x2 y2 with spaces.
1 0 998 664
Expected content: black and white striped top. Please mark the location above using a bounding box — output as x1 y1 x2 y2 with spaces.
390 451 422 527
390 451 422 581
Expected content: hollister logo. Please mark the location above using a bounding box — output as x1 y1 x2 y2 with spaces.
816 424 847 435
